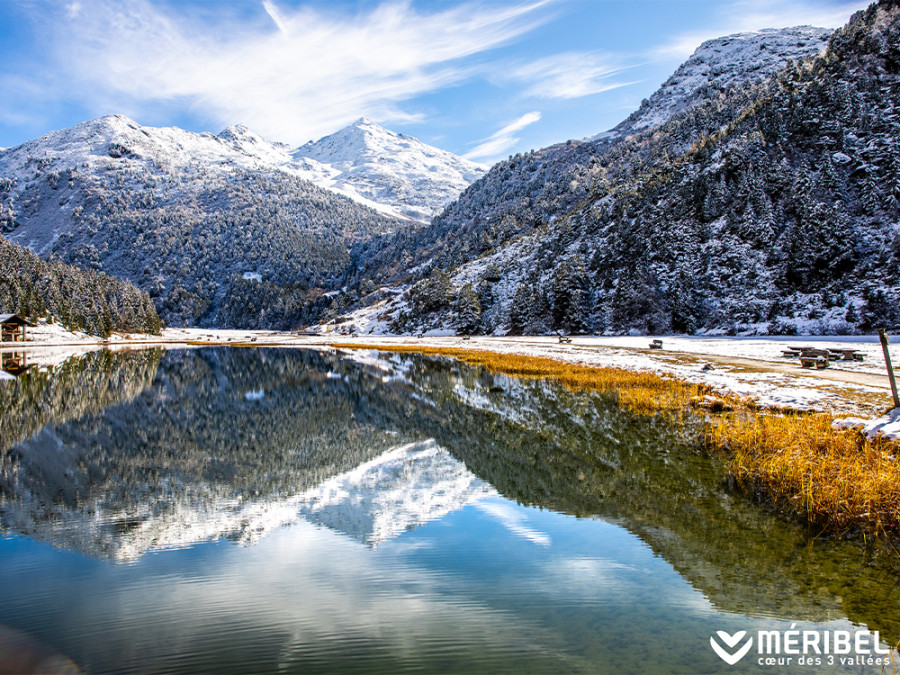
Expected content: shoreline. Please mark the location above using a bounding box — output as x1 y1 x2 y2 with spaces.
331 341 900 539
2 327 896 416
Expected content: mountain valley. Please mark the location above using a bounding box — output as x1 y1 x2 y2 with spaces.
2 4 899 336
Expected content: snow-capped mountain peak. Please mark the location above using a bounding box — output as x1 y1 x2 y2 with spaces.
2 114 482 228
595 25 833 141
296 117 409 163
293 118 487 223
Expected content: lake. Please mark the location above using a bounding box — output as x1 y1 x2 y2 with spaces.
1 347 898 674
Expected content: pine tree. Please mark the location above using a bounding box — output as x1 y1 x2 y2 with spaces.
551 256 590 332
455 283 482 334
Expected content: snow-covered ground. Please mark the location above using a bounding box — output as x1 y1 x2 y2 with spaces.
5 324 899 426
834 408 900 442
543 334 889 374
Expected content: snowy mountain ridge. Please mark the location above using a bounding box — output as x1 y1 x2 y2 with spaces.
293 118 486 223
595 26 833 141
0 113 413 327
0 114 482 227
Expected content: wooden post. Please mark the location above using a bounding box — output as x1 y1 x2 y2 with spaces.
879 328 900 409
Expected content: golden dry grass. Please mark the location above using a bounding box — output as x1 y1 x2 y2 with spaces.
334 342 900 537
708 413 900 536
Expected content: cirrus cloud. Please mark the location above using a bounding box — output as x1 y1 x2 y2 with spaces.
19 0 554 145
508 52 639 100
464 111 542 161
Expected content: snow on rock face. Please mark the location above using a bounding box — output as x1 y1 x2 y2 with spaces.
597 26 833 140
0 114 481 243
216 122 295 165
0 114 293 190
293 118 486 223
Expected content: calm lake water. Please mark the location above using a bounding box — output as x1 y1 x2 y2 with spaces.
1 347 899 674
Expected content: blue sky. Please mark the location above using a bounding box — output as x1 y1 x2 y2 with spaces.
0 0 870 164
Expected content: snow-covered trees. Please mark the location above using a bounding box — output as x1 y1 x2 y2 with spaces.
7 163 405 329
508 282 551 335
455 283 481 334
550 256 591 333
411 269 453 315
0 235 161 335
371 0 900 336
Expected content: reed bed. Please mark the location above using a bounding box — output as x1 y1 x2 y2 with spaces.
708 412 900 536
332 342 900 537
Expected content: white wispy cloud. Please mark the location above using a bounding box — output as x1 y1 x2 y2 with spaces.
476 500 551 546
21 0 552 145
508 52 637 100
654 0 870 59
464 111 541 161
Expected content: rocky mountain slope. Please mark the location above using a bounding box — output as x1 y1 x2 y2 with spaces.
350 27 834 290
0 115 407 327
598 26 832 141
351 2 900 336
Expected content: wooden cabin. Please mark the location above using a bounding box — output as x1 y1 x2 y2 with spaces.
0 314 35 342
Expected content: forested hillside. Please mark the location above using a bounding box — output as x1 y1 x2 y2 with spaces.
374 1 900 336
0 115 407 329
50 168 402 328
349 27 832 290
0 235 160 336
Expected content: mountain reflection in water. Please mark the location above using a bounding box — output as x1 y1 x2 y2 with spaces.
1 346 899 673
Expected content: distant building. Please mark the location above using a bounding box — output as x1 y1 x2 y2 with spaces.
0 314 35 342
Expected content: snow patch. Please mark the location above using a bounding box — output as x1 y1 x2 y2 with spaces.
834 408 900 441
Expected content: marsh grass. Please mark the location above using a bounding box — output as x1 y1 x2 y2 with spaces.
333 342 900 538
708 413 900 536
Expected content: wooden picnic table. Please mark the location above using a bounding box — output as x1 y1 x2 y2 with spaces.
800 355 830 369
781 347 817 356
835 348 865 361
783 347 864 362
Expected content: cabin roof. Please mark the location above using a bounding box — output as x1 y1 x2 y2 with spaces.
0 314 35 326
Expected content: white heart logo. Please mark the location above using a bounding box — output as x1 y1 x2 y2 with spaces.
710 631 753 665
